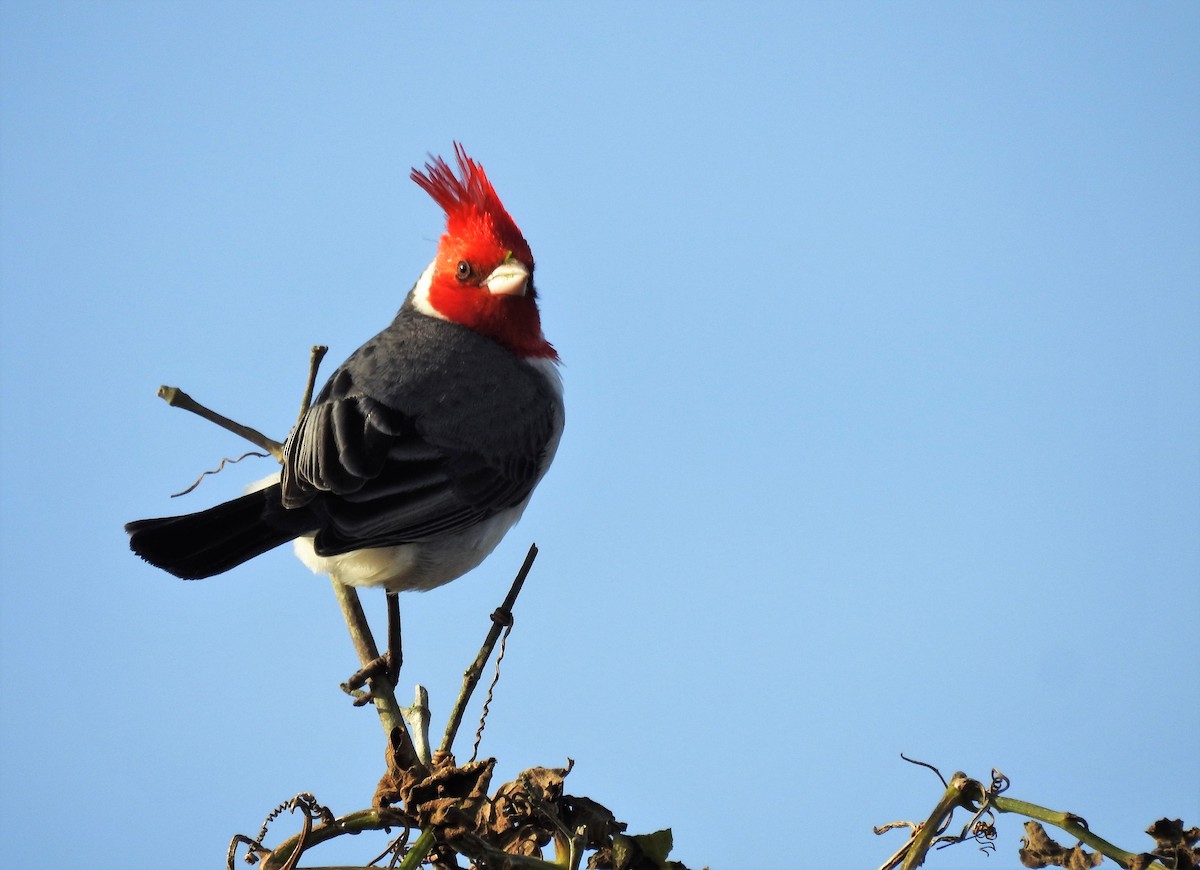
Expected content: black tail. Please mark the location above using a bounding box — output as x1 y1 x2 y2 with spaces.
125 484 314 579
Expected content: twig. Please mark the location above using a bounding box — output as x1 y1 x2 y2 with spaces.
330 580 404 739
156 385 285 459
295 345 328 430
900 753 948 787
402 685 433 767
440 543 538 756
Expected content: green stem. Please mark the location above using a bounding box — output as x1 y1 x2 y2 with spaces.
992 796 1169 870
259 808 409 870
901 772 972 870
397 828 436 870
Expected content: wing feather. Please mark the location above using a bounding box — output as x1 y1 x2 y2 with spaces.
279 311 560 555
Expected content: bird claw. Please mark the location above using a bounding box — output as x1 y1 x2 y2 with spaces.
341 650 400 706
341 591 402 707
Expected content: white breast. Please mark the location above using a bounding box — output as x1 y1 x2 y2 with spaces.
292 502 530 591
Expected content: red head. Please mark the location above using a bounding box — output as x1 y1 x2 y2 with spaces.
411 144 556 361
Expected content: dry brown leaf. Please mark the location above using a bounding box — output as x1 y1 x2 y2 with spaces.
562 794 625 848
1145 818 1200 869
1018 821 1101 869
370 746 696 869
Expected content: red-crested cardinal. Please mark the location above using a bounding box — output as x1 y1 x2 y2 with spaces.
126 145 563 592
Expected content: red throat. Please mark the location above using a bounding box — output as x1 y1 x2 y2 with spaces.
411 145 556 361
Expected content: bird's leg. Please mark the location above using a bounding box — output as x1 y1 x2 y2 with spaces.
383 591 402 684
344 592 402 699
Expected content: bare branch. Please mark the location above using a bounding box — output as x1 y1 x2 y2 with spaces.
440 543 538 756
156 385 285 459
329 580 404 739
295 344 328 428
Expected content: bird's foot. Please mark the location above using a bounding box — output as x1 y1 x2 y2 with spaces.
341 650 400 706
341 591 402 707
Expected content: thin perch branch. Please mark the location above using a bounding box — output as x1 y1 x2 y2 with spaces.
440 543 538 756
156 385 286 459
330 579 404 739
295 344 328 430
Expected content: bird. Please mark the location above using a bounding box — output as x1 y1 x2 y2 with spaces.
125 144 563 599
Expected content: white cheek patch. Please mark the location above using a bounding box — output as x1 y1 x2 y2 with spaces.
409 260 447 320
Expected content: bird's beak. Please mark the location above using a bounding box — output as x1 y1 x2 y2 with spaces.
484 261 530 297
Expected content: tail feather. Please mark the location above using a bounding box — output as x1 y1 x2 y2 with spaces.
125 485 314 579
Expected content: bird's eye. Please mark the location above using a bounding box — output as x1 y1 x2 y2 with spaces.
456 260 473 282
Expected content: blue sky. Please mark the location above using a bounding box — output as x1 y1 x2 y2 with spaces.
1 3 1197 868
